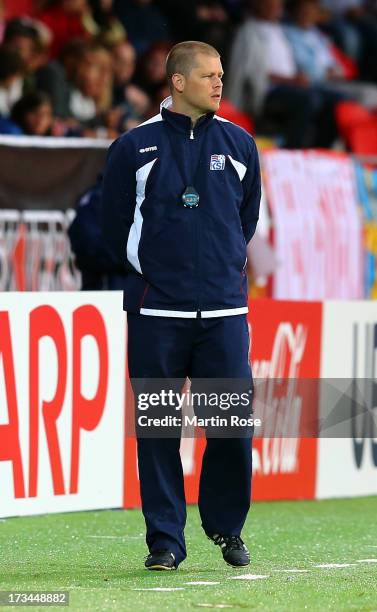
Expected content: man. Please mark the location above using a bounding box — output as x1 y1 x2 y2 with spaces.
68 177 128 290
0 46 24 118
102 41 261 570
226 0 345 148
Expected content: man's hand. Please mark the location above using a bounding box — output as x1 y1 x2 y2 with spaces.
269 72 310 87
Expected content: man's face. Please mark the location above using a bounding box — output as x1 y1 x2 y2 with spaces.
258 0 283 21
25 102 53 136
6 35 35 66
63 0 87 14
113 42 136 84
179 53 223 114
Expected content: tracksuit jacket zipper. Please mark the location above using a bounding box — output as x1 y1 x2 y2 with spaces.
189 127 202 319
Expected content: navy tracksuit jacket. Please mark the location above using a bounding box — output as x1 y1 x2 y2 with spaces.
102 97 261 566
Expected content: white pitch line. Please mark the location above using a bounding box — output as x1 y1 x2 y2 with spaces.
132 587 185 592
229 574 269 580
185 581 220 586
356 559 377 563
315 563 357 568
87 535 142 539
197 605 234 609
273 569 309 573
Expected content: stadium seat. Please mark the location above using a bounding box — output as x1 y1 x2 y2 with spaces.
219 99 255 134
335 101 371 147
329 44 358 80
348 119 377 155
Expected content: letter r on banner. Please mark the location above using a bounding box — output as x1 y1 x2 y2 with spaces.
29 306 67 497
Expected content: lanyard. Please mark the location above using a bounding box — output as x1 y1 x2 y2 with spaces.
164 123 207 207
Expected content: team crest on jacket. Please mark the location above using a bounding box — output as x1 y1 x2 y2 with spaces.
210 154 225 170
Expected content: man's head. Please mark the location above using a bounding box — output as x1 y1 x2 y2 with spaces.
0 46 24 87
289 0 320 27
166 41 223 116
112 40 136 86
11 91 53 136
75 43 113 110
3 18 46 72
62 0 87 14
249 0 284 21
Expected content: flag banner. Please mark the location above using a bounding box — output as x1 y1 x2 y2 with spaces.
263 150 363 299
354 162 377 298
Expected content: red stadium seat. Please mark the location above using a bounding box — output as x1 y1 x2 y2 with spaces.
4 0 34 18
219 99 255 135
335 101 372 147
348 119 377 155
329 44 358 80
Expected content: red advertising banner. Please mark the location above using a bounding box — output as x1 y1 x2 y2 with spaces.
0 292 125 518
3 292 377 518
123 299 323 507
250 299 322 501
123 437 206 509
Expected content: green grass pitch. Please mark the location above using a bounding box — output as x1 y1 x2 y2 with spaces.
0 497 376 611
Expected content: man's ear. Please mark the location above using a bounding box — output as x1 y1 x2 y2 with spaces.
171 73 185 93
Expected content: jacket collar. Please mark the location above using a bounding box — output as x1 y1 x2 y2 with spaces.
160 95 215 137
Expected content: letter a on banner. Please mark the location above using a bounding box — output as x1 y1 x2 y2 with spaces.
0 312 25 497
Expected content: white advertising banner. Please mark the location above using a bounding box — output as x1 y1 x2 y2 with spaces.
316 301 377 498
0 291 126 517
263 151 363 300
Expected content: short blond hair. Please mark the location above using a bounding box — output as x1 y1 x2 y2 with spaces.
166 41 220 90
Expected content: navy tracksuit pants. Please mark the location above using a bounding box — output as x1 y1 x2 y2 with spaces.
127 313 253 567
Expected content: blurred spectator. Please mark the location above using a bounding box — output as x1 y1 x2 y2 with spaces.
0 46 25 117
3 18 49 77
38 0 93 58
286 0 377 108
59 37 88 82
194 2 231 57
10 91 54 135
88 0 126 46
157 0 203 40
157 0 236 52
68 42 116 135
226 0 347 148
321 0 377 81
0 115 22 134
112 40 137 101
3 17 74 119
157 0 232 59
0 0 5 44
135 41 171 114
35 38 94 121
112 40 151 128
68 176 127 289
114 0 171 55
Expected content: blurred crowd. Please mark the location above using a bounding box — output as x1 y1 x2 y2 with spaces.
0 0 376 148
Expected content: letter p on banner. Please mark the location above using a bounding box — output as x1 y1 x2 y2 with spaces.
70 305 109 493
